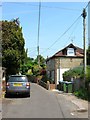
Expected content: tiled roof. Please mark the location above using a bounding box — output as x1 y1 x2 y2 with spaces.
46 43 84 61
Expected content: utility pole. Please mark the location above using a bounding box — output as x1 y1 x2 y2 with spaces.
37 2 41 68
82 8 87 87
88 1 90 46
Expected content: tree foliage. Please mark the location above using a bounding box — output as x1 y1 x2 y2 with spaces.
2 20 46 79
20 55 46 76
35 55 46 68
2 20 26 77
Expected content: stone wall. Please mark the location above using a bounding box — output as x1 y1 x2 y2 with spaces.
46 59 55 71
60 57 83 68
55 57 83 69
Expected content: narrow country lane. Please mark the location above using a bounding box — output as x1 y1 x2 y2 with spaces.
2 83 88 118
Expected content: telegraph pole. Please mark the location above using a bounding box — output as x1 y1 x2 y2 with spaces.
37 2 41 68
82 8 87 87
88 1 90 46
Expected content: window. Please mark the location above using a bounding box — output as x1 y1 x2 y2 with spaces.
8 76 28 82
67 48 75 56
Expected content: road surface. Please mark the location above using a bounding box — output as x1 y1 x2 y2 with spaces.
2 83 88 118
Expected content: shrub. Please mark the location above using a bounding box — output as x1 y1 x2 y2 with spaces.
74 87 88 100
63 66 83 81
86 66 90 82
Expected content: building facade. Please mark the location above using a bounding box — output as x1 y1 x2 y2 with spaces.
46 43 84 88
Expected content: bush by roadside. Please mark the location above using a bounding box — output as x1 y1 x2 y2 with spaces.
74 87 89 101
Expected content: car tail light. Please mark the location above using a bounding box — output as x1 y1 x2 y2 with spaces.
26 82 30 88
6 83 9 86
26 83 30 86
6 83 10 87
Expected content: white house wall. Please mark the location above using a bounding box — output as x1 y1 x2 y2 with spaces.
57 68 69 84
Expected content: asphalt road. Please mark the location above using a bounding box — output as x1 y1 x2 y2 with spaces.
2 83 88 118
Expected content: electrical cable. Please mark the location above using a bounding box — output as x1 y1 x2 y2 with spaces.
3 2 89 58
41 2 89 56
41 15 81 55
3 2 81 12
62 18 81 46
85 1 90 9
28 4 81 11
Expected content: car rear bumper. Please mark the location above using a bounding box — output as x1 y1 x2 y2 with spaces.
6 89 30 95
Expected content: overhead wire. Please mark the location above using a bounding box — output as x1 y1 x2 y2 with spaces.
41 15 81 55
3 2 89 58
10 1 89 58
41 1 89 56
63 17 81 46
27 3 81 11
2 2 81 12
85 1 90 9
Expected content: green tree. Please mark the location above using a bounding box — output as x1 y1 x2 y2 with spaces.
22 55 46 76
20 57 34 75
35 55 46 68
87 46 90 65
2 20 26 77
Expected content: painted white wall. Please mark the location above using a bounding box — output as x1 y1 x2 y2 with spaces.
57 68 69 84
57 69 59 84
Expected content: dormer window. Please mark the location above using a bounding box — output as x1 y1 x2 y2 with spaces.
67 48 75 56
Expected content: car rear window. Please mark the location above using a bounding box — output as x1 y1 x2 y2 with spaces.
8 76 28 82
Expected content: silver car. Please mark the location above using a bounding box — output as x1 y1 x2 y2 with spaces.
5 75 30 97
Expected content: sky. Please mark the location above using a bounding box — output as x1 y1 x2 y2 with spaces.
88 1 90 46
1 1 89 59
